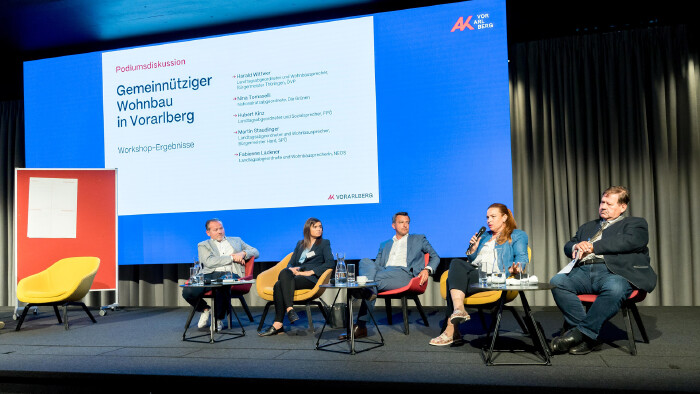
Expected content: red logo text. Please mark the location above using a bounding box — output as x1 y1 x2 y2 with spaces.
450 16 474 32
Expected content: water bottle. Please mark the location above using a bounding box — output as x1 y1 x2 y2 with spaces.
335 253 347 286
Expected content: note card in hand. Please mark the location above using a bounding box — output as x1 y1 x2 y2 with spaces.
558 260 576 275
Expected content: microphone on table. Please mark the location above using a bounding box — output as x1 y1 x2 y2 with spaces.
466 226 487 254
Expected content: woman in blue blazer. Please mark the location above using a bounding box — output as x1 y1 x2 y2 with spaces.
258 217 335 336
429 203 529 346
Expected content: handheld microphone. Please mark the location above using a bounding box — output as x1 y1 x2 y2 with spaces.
466 226 487 254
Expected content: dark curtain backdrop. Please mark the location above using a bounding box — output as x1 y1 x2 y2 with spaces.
0 100 23 307
510 25 699 306
1 24 698 308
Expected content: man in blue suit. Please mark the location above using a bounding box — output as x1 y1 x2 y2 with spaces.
346 212 440 339
183 219 259 330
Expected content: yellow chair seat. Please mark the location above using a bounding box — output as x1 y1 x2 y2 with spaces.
261 287 315 298
463 290 508 304
438 247 532 332
21 288 73 302
439 247 531 305
15 256 100 331
439 270 519 305
256 252 332 303
256 252 333 331
17 257 100 304
256 253 293 302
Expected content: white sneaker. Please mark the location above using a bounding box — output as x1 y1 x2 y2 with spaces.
216 320 223 331
197 309 211 328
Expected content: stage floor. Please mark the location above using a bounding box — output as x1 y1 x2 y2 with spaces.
0 304 699 393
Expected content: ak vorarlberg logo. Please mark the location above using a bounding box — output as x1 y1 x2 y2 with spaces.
328 192 374 201
450 12 495 32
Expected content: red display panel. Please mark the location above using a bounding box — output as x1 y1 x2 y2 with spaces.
15 169 117 291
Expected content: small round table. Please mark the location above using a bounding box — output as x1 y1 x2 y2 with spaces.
470 282 554 365
180 279 255 343
315 282 384 355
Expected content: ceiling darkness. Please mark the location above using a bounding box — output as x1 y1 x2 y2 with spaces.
0 0 690 100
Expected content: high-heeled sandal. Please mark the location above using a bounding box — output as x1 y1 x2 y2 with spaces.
449 309 471 325
429 332 462 346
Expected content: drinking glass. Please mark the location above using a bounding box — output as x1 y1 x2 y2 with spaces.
189 267 198 284
347 264 356 284
192 260 202 285
496 271 506 286
477 262 488 286
494 248 508 273
490 248 506 286
517 261 529 285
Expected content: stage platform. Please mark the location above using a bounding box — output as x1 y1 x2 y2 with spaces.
0 304 698 393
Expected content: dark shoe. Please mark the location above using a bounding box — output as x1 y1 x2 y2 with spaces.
351 288 376 302
338 324 368 340
287 309 299 324
569 337 600 355
551 328 583 354
258 325 284 336
362 287 377 302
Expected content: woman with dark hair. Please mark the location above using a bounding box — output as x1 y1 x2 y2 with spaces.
258 218 335 336
429 203 529 346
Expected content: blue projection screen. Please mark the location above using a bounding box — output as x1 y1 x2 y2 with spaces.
24 0 512 264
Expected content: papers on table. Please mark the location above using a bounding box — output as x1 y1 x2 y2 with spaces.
503 276 539 286
222 279 255 285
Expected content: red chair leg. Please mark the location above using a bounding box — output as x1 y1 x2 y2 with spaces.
412 295 429 328
629 303 649 343
401 296 409 335
235 295 254 322
384 299 393 325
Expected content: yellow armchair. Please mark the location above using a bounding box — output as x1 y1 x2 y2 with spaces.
256 253 332 331
16 257 100 331
255 253 293 302
439 248 531 332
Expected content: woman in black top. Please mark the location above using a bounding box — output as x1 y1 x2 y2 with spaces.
258 217 334 336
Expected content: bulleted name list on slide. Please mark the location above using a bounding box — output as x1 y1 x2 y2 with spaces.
102 17 379 215
233 69 337 162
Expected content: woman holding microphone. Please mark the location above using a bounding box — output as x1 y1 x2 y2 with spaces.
429 203 528 346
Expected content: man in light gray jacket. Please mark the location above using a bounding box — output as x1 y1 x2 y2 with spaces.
183 219 259 330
